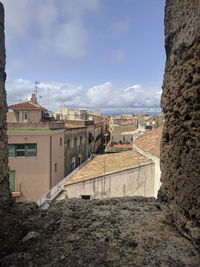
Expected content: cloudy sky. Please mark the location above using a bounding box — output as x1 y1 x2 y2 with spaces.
1 0 165 114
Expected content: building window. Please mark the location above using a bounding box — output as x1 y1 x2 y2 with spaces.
8 144 15 157
60 137 62 146
55 163 57 173
67 139 70 147
26 144 37 157
22 111 28 121
81 195 90 200
74 137 77 147
9 170 16 192
16 144 26 157
8 144 37 157
80 136 82 145
78 155 82 165
72 157 76 170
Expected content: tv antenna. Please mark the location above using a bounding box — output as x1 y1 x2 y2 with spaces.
35 81 40 102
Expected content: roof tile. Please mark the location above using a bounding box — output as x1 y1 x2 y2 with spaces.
8 102 47 111
63 150 152 186
134 126 163 158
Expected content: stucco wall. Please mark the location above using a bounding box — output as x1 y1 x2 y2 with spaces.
29 110 40 123
8 134 50 202
51 131 65 186
7 112 17 123
8 130 65 202
64 163 155 199
133 144 161 198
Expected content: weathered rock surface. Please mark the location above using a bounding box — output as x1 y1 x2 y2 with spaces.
160 0 200 247
0 2 13 207
1 197 200 267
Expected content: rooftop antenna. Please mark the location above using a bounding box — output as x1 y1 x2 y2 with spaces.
35 81 40 103
47 88 51 108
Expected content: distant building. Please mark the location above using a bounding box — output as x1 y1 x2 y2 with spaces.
64 125 87 176
7 93 48 123
111 124 137 144
54 108 88 121
7 95 65 202
139 115 164 131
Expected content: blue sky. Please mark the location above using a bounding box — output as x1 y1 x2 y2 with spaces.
2 0 165 114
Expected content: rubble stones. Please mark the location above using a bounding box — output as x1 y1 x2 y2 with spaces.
0 198 200 266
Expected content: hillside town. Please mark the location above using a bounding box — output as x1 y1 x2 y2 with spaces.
7 93 164 204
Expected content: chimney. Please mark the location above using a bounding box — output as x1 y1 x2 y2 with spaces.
30 93 37 104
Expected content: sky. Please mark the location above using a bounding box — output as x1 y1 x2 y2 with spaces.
1 0 166 115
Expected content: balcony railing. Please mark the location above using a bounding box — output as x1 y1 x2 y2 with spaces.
8 121 65 131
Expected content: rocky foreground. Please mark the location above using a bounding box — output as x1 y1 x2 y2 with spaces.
0 197 199 267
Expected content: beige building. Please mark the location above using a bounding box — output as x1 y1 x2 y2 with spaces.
133 126 163 196
54 108 88 121
64 126 87 176
59 151 155 200
7 97 65 202
7 94 48 123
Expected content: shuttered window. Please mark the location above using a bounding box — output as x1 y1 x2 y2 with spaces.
8 144 37 157
8 144 15 157
9 170 16 192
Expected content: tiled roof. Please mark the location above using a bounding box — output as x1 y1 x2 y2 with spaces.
63 151 152 186
8 102 47 111
113 144 132 148
134 126 163 158
121 120 134 126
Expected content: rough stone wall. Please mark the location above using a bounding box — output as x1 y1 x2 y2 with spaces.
160 0 200 245
0 2 13 207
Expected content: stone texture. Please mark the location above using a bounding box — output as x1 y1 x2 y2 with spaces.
159 0 200 247
0 2 13 207
1 198 200 266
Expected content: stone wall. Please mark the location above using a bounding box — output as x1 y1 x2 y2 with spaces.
0 3 13 206
160 0 200 245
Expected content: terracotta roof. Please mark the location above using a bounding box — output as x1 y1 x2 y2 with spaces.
113 144 132 148
134 126 163 158
63 151 152 186
8 102 47 111
121 120 134 126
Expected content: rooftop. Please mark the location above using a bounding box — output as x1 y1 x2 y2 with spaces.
8 101 47 111
63 150 152 186
7 121 65 131
134 126 163 158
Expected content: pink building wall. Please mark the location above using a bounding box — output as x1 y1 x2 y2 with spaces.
8 130 65 202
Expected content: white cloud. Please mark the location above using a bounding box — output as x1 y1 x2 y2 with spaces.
6 78 161 113
110 49 126 63
124 85 141 93
1 0 102 60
